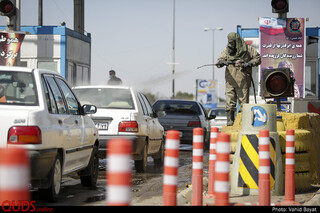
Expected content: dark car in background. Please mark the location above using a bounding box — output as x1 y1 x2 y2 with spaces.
152 99 214 149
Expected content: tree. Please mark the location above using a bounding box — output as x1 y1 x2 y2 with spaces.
175 91 194 100
144 92 157 104
143 91 195 105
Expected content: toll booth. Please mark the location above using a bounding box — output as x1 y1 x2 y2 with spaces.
0 25 91 87
237 25 320 113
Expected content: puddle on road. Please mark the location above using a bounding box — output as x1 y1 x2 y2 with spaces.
132 178 144 185
95 150 196 202
86 150 204 204
99 158 107 170
85 194 105 203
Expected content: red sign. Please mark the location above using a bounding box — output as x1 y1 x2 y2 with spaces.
0 31 25 66
260 17 305 98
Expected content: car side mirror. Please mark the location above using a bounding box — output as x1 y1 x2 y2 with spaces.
209 114 216 120
153 111 158 118
82 104 97 114
156 111 166 118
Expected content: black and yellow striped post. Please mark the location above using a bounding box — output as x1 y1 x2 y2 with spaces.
238 134 276 189
230 104 284 196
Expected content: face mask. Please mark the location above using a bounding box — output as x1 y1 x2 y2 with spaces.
228 40 236 48
228 40 236 55
228 48 236 55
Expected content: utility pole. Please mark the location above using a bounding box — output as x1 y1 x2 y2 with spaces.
38 0 42 26
204 27 223 80
171 0 175 99
74 0 84 34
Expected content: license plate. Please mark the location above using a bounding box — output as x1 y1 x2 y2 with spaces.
95 122 109 130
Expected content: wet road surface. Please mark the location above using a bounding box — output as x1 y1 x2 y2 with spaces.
32 148 206 206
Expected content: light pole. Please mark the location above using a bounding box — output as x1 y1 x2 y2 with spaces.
171 0 176 99
204 27 223 80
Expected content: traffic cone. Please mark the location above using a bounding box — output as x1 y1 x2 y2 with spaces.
207 127 219 197
0 147 30 203
214 133 230 206
259 129 270 206
163 130 180 206
106 138 132 206
280 129 300 205
192 128 203 206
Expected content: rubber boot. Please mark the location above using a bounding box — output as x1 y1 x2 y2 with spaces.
227 110 235 126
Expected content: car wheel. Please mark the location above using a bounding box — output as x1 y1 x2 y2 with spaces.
154 138 164 167
135 143 148 173
40 154 62 202
80 146 99 187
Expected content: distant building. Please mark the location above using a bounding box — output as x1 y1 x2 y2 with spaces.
0 25 91 87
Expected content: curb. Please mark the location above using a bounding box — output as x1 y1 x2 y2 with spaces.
177 176 320 206
177 177 209 205
303 191 320 206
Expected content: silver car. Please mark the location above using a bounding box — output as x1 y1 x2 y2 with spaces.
208 108 227 131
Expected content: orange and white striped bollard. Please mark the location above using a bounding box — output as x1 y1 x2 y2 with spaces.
0 147 30 204
214 133 230 206
192 128 203 206
163 130 180 206
107 138 132 206
259 129 270 206
280 129 300 205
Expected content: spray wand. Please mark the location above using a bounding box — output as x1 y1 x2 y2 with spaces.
196 61 237 70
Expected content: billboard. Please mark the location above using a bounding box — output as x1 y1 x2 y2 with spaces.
196 79 218 109
0 31 25 66
259 17 305 98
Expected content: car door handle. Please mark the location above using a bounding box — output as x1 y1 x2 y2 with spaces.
75 120 79 125
58 119 63 125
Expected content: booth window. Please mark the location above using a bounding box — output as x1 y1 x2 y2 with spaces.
38 61 58 72
305 60 318 98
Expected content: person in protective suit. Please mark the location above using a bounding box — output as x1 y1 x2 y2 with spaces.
216 32 261 126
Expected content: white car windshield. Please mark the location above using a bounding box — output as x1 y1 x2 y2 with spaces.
0 71 38 106
210 109 227 117
73 88 134 109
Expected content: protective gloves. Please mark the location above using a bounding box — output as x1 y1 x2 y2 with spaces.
216 60 229 68
243 62 252 68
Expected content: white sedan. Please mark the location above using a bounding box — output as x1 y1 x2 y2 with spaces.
0 66 99 201
73 85 165 173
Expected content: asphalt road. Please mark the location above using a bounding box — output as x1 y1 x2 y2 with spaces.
31 147 320 206
32 148 197 206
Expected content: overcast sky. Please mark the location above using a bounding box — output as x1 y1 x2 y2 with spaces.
0 0 319 98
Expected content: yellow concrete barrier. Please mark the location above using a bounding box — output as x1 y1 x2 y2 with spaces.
222 111 320 191
278 130 311 153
